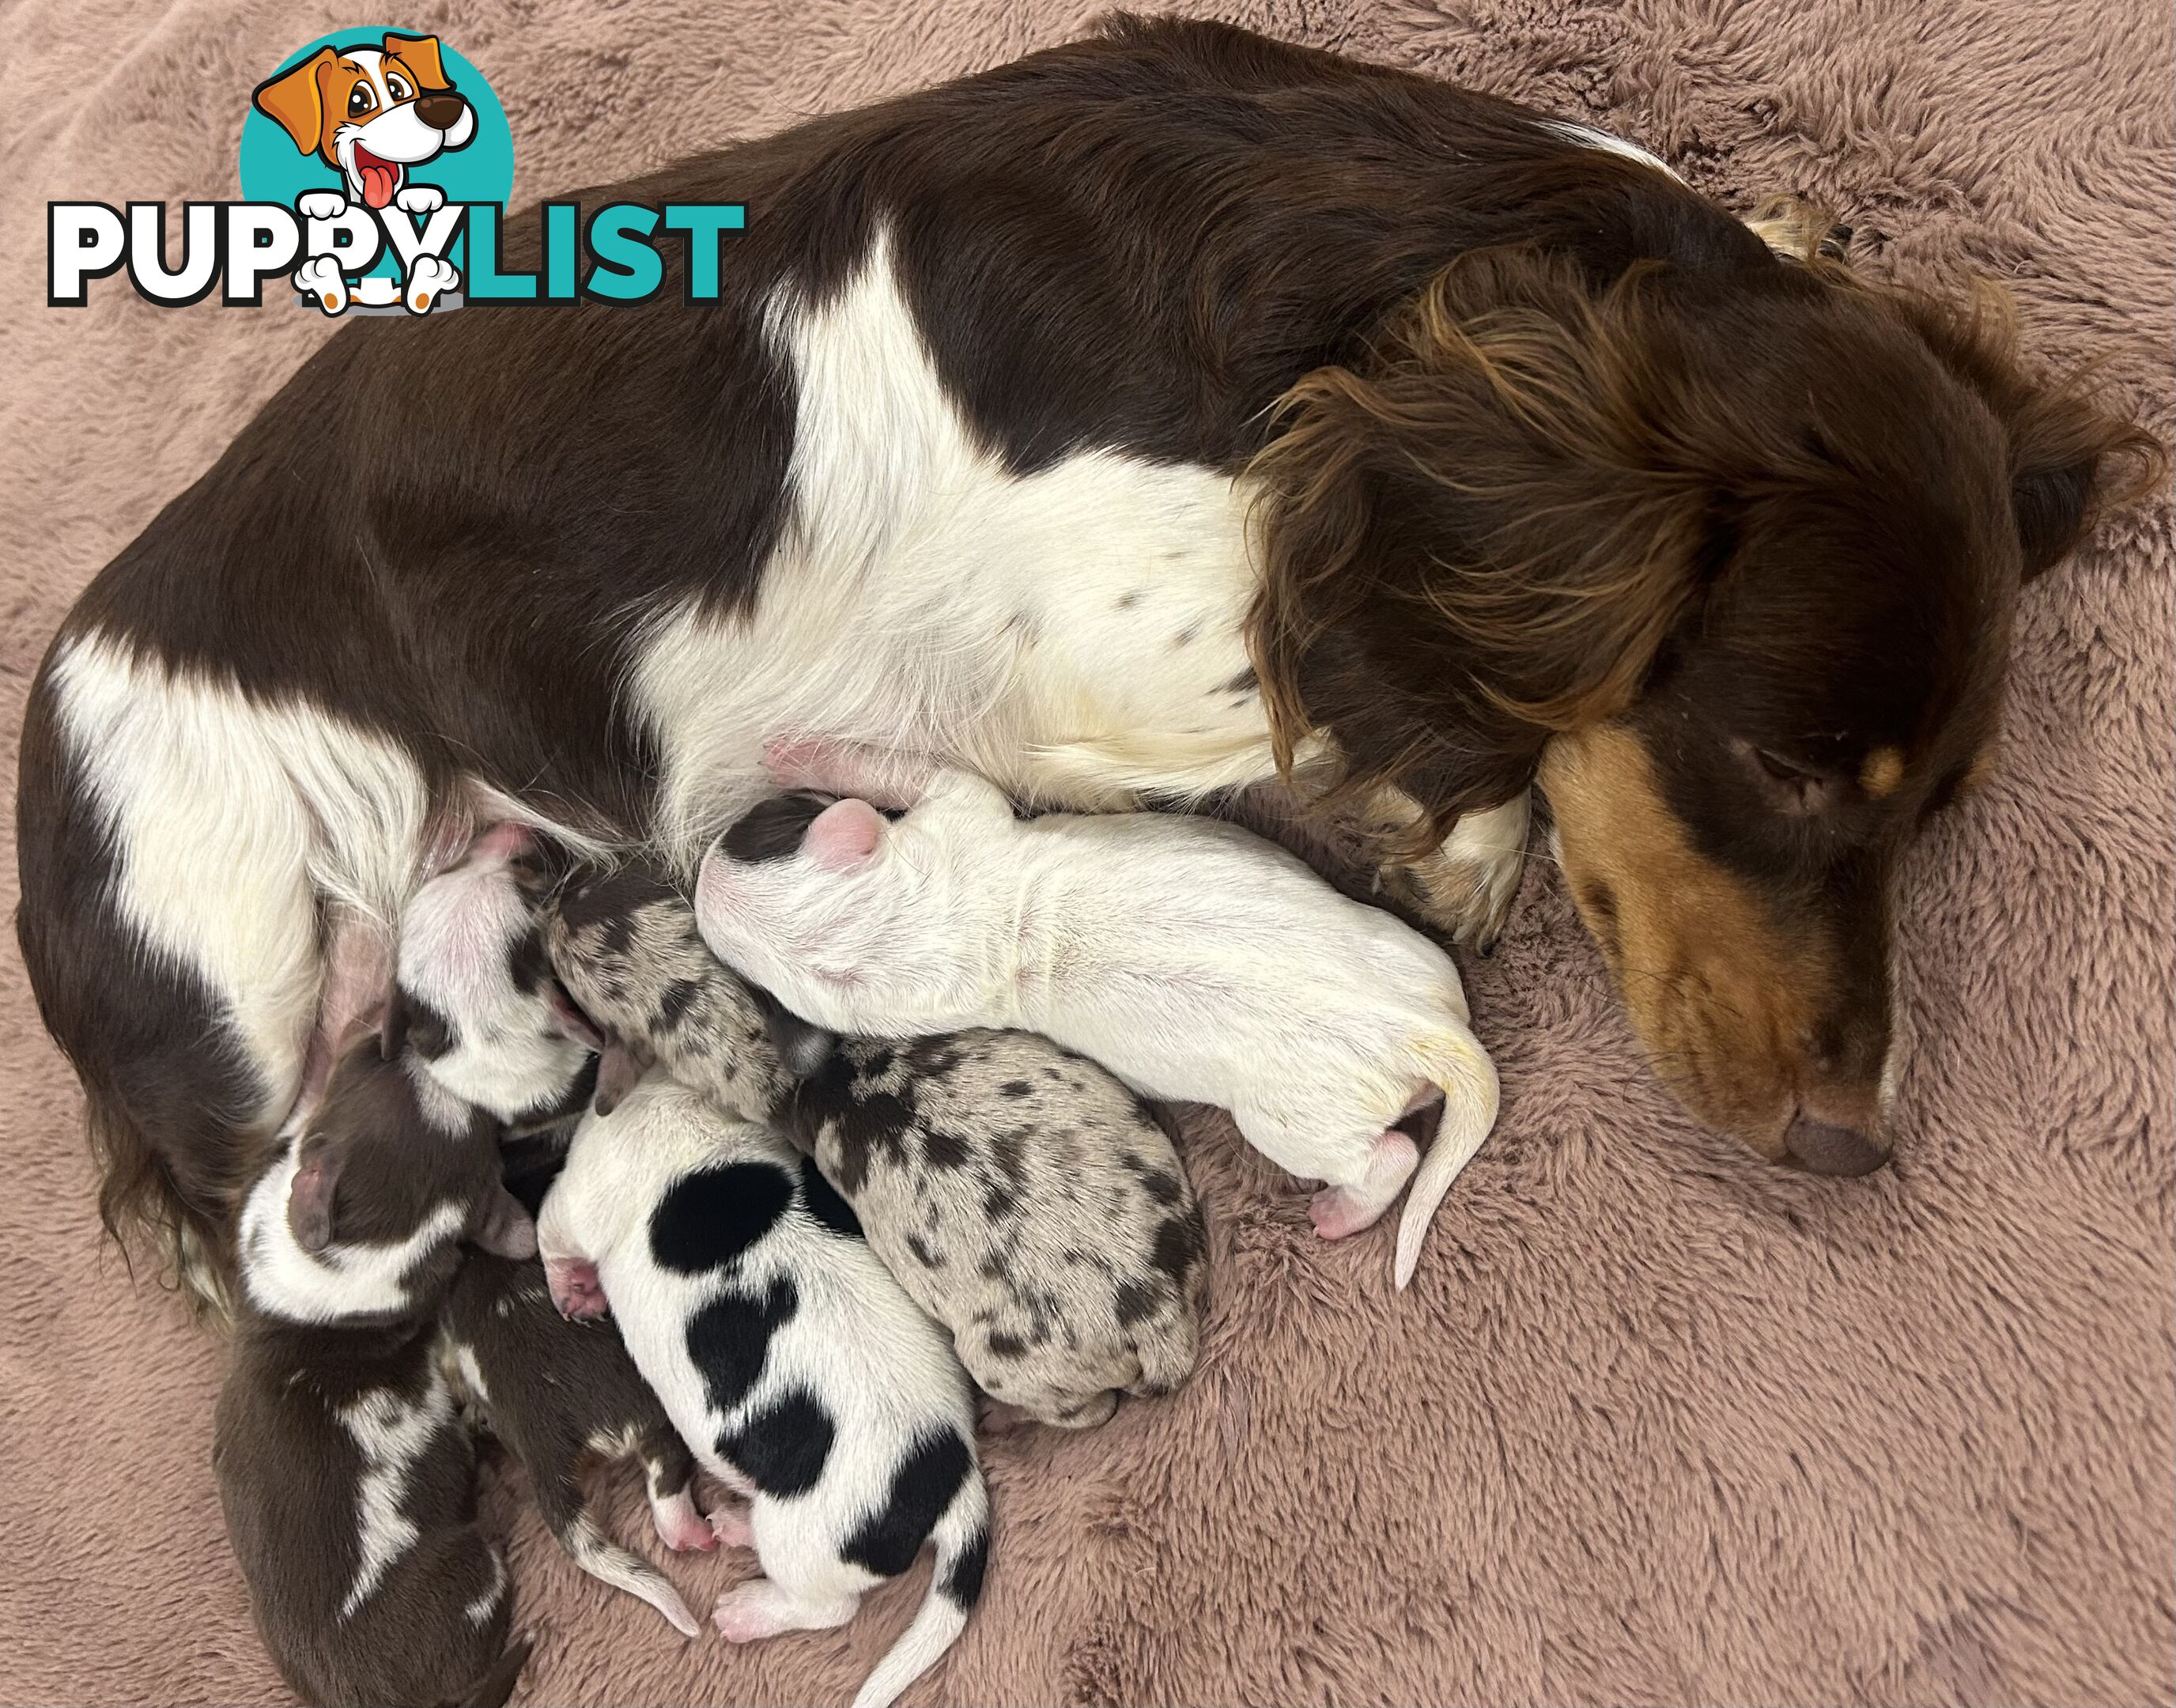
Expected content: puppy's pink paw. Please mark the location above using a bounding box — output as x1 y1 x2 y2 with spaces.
544 1256 606 1321
712 1582 791 1643
651 1488 717 1552
708 1506 755 1551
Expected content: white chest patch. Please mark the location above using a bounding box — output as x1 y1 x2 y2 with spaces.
630 225 1279 860
336 1373 455 1620
237 1140 463 1324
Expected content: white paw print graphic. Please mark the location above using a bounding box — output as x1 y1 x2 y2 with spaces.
403 254 460 314
293 254 349 317
394 184 445 215
296 190 349 221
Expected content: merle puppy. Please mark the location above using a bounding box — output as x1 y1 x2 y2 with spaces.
536 1072 988 1708
547 847 1208 1427
217 1041 534 1707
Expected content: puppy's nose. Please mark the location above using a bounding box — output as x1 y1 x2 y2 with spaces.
415 93 468 131
1782 1113 1890 1177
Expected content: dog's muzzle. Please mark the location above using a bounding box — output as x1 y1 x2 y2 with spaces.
416 93 469 133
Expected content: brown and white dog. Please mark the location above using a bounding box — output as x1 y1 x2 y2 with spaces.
16 18 2160 1306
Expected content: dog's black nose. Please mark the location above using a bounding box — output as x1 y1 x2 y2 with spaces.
415 93 468 132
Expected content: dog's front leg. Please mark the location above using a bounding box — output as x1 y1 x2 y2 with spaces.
1369 787 1530 951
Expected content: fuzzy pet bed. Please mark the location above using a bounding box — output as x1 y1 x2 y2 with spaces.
1 1 2168 1702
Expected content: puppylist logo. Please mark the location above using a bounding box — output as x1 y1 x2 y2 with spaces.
48 28 743 316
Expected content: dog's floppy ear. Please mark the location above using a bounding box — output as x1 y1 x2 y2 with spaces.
287 1142 343 1253
252 48 335 155
383 32 453 91
1249 248 1713 846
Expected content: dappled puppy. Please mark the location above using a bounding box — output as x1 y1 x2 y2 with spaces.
391 822 602 1128
697 751 1499 1287
536 1073 988 1708
442 1247 712 1638
787 1031 1207 1428
217 1043 535 1708
544 856 833 1122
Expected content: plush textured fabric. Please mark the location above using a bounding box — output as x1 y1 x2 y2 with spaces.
1 2 2167 1703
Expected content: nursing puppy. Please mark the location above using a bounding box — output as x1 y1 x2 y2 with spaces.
543 857 833 1122
390 822 602 1129
546 857 1207 1426
788 1032 1209 1427
441 1246 712 1638
697 753 1498 1287
536 1074 988 1708
217 1041 535 1706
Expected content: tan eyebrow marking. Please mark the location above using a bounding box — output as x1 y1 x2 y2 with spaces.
1958 744 1999 794
1860 746 1906 797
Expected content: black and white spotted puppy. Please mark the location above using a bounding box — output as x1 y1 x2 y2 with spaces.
546 854 1208 1427
217 1041 535 1708
535 1072 988 1708
542 857 833 1122
389 821 602 1128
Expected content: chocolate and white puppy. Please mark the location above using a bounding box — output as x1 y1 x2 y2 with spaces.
547 855 1207 1426
391 822 601 1130
698 751 1499 1288
442 1244 712 1638
536 1074 988 1708
217 1042 534 1707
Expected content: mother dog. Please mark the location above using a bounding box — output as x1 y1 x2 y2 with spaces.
16 17 2156 1302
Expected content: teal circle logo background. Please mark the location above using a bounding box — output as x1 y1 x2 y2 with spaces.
238 29 513 277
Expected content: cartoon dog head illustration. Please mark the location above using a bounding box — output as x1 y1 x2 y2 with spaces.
251 34 476 210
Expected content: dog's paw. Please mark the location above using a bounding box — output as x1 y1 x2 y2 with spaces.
402 254 459 314
395 183 445 215
296 190 349 221
543 1255 606 1320
1384 792 1530 951
293 255 349 316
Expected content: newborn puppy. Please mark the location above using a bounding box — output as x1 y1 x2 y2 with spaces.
544 857 833 1121
391 822 601 1128
442 1245 712 1637
537 1073 988 1708
697 748 1499 1287
788 1033 1207 1428
218 1041 535 1707
236 1038 537 1326
547 859 1207 1426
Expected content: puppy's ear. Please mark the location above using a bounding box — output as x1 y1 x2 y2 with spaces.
383 32 452 90
287 1143 343 1253
470 1181 538 1261
251 48 336 156
804 799 886 871
592 1031 655 1118
547 988 606 1052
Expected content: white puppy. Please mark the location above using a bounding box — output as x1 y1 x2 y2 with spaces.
536 1074 988 1708
695 744 1498 1287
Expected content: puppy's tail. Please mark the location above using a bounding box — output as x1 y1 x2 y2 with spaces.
1392 1030 1501 1290
561 1512 701 1637
851 1463 989 1708
457 1632 534 1708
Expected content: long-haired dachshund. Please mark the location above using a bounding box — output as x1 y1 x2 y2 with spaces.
17 17 2161 1307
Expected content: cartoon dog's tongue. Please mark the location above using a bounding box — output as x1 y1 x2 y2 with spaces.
354 147 399 210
